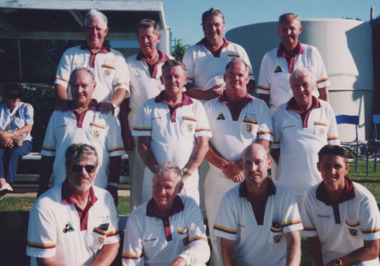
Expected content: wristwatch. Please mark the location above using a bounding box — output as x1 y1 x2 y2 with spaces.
182 168 192 176
334 258 342 266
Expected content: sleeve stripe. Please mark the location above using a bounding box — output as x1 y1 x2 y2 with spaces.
345 220 360 227
213 224 237 235
90 122 106 129
27 241 56 249
113 82 128 87
93 227 108 235
362 227 380 234
314 121 327 126
107 146 125 152
183 116 197 122
56 76 69 83
133 127 152 131
177 228 188 234
302 225 317 231
189 235 208 242
242 118 258 124
187 77 194 81
195 127 211 132
122 252 144 259
317 77 328 83
282 219 302 227
327 136 339 140
42 146 56 152
257 130 273 135
274 140 280 144
106 229 119 237
257 85 270 91
101 64 116 70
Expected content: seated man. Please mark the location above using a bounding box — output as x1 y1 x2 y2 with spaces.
301 145 380 266
27 143 119 265
213 143 303 265
122 162 210 265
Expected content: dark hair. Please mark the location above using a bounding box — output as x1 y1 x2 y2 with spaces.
1 82 23 99
202 7 225 25
162 59 187 74
137 19 160 36
225 58 248 72
65 143 98 167
318 145 348 164
278 13 301 25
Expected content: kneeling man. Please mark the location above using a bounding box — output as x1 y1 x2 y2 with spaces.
213 143 303 265
301 145 380 266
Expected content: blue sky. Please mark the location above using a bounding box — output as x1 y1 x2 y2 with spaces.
132 0 379 45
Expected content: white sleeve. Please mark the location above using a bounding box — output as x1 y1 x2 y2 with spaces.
213 192 238 241
257 53 271 95
359 189 380 241
55 49 72 88
257 100 274 141
325 103 340 145
194 101 212 138
112 53 130 97
104 192 120 245
106 115 126 157
132 101 153 137
271 108 282 149
238 45 255 80
300 189 318 237
182 47 195 85
40 112 58 156
122 210 144 266
312 47 330 89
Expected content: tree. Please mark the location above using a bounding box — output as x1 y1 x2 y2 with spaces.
172 39 190 61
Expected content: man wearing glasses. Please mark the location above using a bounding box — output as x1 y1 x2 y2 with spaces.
27 143 120 265
38 68 125 204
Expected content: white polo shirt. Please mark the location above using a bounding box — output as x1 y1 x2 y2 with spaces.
183 38 254 101
41 101 125 189
272 97 340 197
132 92 212 189
122 195 210 266
126 50 171 132
257 42 330 111
27 183 119 266
55 44 130 102
213 180 303 265
301 178 380 265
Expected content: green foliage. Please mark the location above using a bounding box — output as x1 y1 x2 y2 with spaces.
171 40 190 61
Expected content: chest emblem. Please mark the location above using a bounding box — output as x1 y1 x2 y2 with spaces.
318 127 326 136
187 123 194 133
216 113 225 120
97 237 105 245
348 228 358 237
93 129 101 139
63 221 74 233
273 234 282 243
274 65 283 73
104 69 111 77
246 124 253 133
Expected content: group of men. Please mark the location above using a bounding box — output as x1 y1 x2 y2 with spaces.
24 7 380 266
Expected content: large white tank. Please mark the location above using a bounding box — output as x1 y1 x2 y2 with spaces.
226 19 374 142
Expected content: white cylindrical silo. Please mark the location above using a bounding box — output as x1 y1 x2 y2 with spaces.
226 19 374 142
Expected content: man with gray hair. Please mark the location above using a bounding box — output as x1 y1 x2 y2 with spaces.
271 67 340 206
55 8 129 115
257 13 330 114
38 68 125 204
122 161 210 266
27 143 120 265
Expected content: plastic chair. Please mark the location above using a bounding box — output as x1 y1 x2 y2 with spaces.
372 114 380 172
336 115 369 176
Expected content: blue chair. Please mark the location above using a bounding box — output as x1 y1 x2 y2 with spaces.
372 114 380 172
336 115 369 176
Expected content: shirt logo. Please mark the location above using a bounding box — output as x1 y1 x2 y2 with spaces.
274 65 283 73
349 228 358 237
246 124 253 133
63 221 74 233
187 124 194 133
104 69 111 76
318 127 326 136
93 129 100 139
273 234 282 243
216 113 225 120
97 237 105 245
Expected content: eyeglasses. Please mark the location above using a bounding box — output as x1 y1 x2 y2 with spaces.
71 164 96 173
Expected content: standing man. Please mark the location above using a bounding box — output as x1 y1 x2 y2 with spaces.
257 13 330 114
302 145 380 266
213 143 302 265
132 60 211 205
27 144 119 265
55 9 129 114
204 58 273 265
122 162 210 266
38 68 125 204
271 67 339 207
120 19 171 209
182 7 255 102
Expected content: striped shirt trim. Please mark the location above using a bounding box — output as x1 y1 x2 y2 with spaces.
42 146 56 152
257 85 270 91
317 77 329 83
328 136 339 141
106 229 119 237
213 224 237 235
274 139 280 144
93 227 108 236
302 225 316 231
122 252 144 259
270 226 282 233
189 235 208 242
107 146 125 153
90 122 106 129
133 126 152 131
195 127 211 132
257 130 273 135
113 81 128 87
56 76 69 83
242 118 258 124
314 121 328 126
187 76 194 81
27 241 56 249
101 64 116 70
183 116 197 122
362 227 380 234
177 228 188 235
345 220 360 227
282 219 302 227
228 53 240 57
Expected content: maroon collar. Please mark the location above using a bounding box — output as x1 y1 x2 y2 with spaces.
155 91 193 122
316 176 355 205
287 96 321 128
277 41 303 73
218 92 253 121
136 49 170 79
198 38 231 58
239 179 276 225
80 41 111 54
70 99 99 128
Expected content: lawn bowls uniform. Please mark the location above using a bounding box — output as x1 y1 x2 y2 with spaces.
301 177 380 265
213 179 303 265
122 195 210 266
126 50 170 209
272 97 339 206
132 92 212 205
27 183 119 266
257 42 330 114
41 101 125 189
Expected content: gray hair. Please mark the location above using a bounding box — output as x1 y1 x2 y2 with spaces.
84 9 108 28
289 67 316 85
278 13 301 25
69 67 95 86
225 58 248 72
154 162 182 183
137 19 160 36
162 59 187 75
202 7 225 25
65 143 98 167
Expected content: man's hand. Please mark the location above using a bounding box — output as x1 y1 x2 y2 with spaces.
54 99 71 112
122 131 136 151
204 84 224 99
170 257 187 266
222 161 243 183
107 185 119 206
98 101 115 115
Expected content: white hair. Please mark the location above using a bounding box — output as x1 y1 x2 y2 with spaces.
84 9 108 28
289 67 316 85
